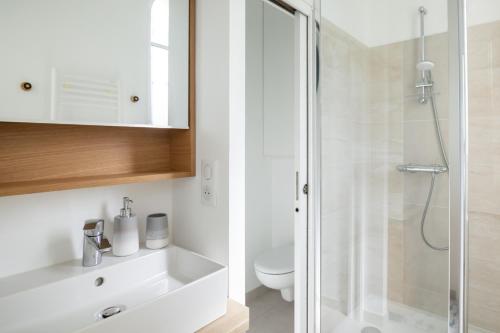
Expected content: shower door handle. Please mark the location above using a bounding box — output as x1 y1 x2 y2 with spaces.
295 172 308 212
295 171 299 201
295 171 300 213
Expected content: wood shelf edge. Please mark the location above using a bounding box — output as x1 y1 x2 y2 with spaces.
0 171 195 197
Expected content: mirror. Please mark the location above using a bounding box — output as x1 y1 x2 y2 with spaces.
0 0 191 128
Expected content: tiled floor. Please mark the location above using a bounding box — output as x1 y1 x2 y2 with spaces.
247 288 294 333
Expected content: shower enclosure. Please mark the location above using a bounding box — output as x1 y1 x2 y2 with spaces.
314 0 493 331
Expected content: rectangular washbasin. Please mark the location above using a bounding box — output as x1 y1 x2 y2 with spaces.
0 246 228 333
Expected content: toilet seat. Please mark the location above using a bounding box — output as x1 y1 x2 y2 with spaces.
254 245 294 275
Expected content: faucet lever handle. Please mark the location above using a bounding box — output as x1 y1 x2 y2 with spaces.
83 219 104 236
99 238 112 252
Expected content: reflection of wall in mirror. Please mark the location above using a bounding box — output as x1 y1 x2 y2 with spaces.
150 0 189 128
169 0 189 128
0 0 189 128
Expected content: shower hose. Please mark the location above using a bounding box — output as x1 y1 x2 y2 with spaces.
420 71 449 252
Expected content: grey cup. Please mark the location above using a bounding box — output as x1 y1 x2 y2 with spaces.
146 213 169 241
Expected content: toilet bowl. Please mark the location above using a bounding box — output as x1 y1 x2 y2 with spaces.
254 245 294 302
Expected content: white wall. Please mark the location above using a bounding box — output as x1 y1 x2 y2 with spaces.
245 0 273 293
173 0 230 270
228 0 247 304
271 159 295 248
263 3 295 157
172 0 246 303
245 0 295 293
468 0 500 26
263 4 295 250
0 182 173 278
321 0 371 46
323 0 500 47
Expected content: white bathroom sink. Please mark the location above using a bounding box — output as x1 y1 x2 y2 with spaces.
0 246 228 333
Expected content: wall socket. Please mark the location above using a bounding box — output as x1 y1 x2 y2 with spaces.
201 160 217 206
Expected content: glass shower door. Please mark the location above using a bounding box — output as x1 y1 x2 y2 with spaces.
318 1 455 332
467 1 500 332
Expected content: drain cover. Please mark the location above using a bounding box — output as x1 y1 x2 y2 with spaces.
361 327 381 333
98 305 125 320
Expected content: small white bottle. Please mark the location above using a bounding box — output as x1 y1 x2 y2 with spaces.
112 197 139 256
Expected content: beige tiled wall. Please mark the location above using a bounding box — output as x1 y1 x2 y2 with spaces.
467 21 500 333
320 19 368 313
367 32 450 316
402 31 450 317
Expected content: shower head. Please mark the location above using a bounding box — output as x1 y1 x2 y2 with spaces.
417 61 435 71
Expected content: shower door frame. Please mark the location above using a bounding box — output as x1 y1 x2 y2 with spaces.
290 2 315 333
311 0 470 332
448 0 469 332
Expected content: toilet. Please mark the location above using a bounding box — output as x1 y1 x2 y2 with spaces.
254 245 294 302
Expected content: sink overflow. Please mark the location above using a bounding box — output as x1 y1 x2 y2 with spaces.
94 277 104 287
98 305 125 320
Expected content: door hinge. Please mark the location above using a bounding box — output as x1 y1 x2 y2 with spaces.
303 184 309 195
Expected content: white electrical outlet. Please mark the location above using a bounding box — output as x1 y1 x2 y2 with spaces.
201 160 217 206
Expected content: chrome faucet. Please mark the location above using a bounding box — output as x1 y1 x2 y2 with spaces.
82 219 112 267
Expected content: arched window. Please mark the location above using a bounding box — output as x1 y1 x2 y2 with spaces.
150 0 170 126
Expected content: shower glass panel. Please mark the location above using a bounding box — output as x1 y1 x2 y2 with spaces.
467 1 500 332
319 1 454 332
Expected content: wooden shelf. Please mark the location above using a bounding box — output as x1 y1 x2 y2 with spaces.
0 109 197 197
0 119 195 197
0 120 195 196
0 171 193 197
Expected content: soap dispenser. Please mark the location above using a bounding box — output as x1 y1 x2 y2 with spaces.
112 197 139 256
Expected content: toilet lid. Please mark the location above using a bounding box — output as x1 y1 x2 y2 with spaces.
254 245 294 275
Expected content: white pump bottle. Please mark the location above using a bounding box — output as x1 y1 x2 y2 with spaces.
112 197 139 256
